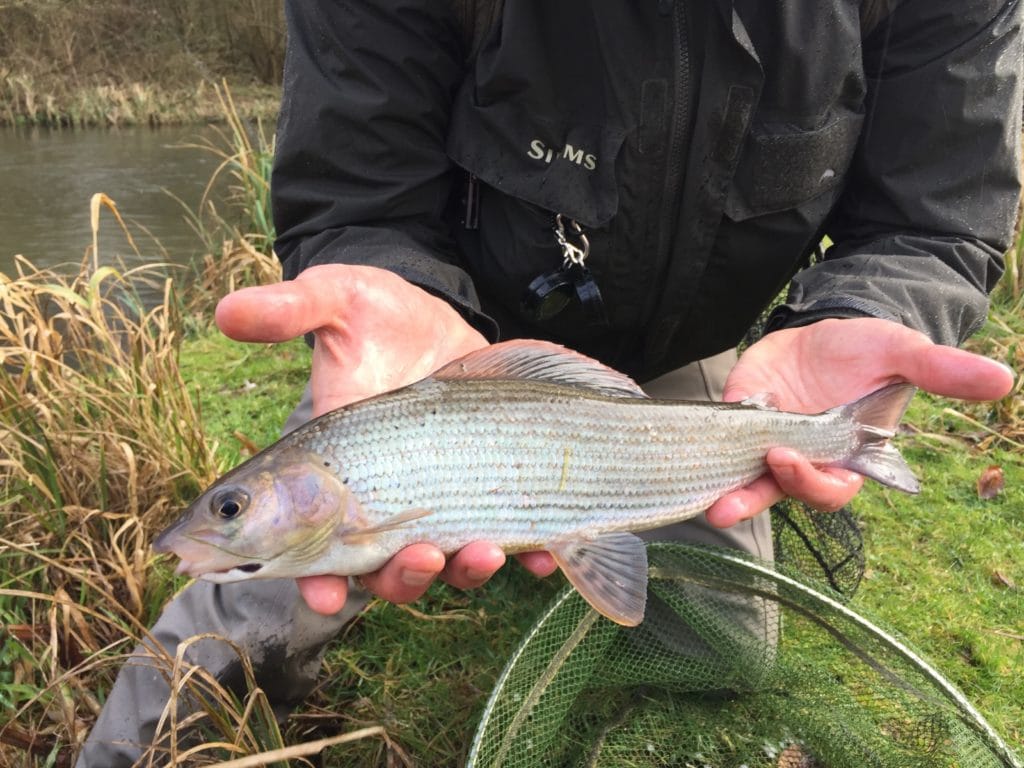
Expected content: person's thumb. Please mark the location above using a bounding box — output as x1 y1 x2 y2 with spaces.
215 272 348 343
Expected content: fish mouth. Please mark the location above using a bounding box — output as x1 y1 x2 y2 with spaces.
174 559 265 580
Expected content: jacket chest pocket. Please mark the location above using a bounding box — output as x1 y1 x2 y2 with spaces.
724 110 865 221
447 96 628 229
446 90 630 318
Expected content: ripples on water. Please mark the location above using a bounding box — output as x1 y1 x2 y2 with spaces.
1 125 229 291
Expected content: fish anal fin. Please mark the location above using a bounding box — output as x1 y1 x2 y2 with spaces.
340 508 433 544
432 340 648 399
549 532 648 627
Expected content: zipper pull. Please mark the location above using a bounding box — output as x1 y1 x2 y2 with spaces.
463 174 480 230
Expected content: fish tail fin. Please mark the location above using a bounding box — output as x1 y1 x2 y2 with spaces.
833 383 920 494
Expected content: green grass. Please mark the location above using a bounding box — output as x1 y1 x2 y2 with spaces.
852 397 1024 748
309 573 565 766
177 329 311 466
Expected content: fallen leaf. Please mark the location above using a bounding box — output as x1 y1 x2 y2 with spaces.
991 570 1017 590
233 430 260 456
778 744 817 767
977 465 1004 499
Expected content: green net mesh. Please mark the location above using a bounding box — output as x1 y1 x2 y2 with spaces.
771 500 865 600
468 540 1021 768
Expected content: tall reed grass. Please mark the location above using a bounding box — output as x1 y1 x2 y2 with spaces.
0 162 346 763
0 239 217 762
177 84 282 316
0 189 281 763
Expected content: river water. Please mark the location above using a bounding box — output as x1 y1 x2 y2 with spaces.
1 125 231 281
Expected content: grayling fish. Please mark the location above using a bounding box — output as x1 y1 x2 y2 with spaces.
154 340 919 626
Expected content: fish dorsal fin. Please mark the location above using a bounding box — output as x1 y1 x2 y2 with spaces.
432 340 648 399
549 532 649 626
740 392 779 410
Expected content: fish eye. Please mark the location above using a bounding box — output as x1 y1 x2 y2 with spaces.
210 488 249 520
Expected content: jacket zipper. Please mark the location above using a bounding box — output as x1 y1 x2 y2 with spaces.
657 2 691 264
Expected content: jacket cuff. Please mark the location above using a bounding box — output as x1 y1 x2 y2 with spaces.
283 243 500 343
764 295 901 334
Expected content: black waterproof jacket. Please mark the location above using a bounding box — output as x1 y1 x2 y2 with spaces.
271 0 1022 382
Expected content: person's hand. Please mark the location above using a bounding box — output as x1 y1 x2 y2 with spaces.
705 317 1015 528
216 264 556 615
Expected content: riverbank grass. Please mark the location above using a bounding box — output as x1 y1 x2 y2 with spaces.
0 1 285 127
1 75 279 128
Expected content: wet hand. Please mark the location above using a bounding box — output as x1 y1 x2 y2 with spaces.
216 264 487 417
215 264 555 615
705 317 1014 528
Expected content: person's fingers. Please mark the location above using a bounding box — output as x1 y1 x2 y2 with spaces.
724 319 1016 411
297 574 349 615
764 447 863 511
515 550 559 577
359 543 446 604
440 541 506 589
705 475 785 528
706 448 864 529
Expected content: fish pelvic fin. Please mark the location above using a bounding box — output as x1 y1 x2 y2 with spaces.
833 383 920 494
549 532 648 627
431 340 648 399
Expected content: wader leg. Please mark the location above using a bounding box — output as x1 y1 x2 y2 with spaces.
639 349 778 663
639 348 773 564
76 386 367 767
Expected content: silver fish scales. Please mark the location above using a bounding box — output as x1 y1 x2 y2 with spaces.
155 340 919 626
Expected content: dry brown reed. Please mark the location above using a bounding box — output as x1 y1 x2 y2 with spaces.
179 83 282 316
187 239 282 319
0 254 219 527
0 196 378 765
0 194 225 763
190 84 277 250
0 247 220 761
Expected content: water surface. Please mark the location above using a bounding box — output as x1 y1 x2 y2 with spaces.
1 125 227 280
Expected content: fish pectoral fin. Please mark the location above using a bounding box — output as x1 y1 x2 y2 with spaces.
549 532 648 627
339 508 433 544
